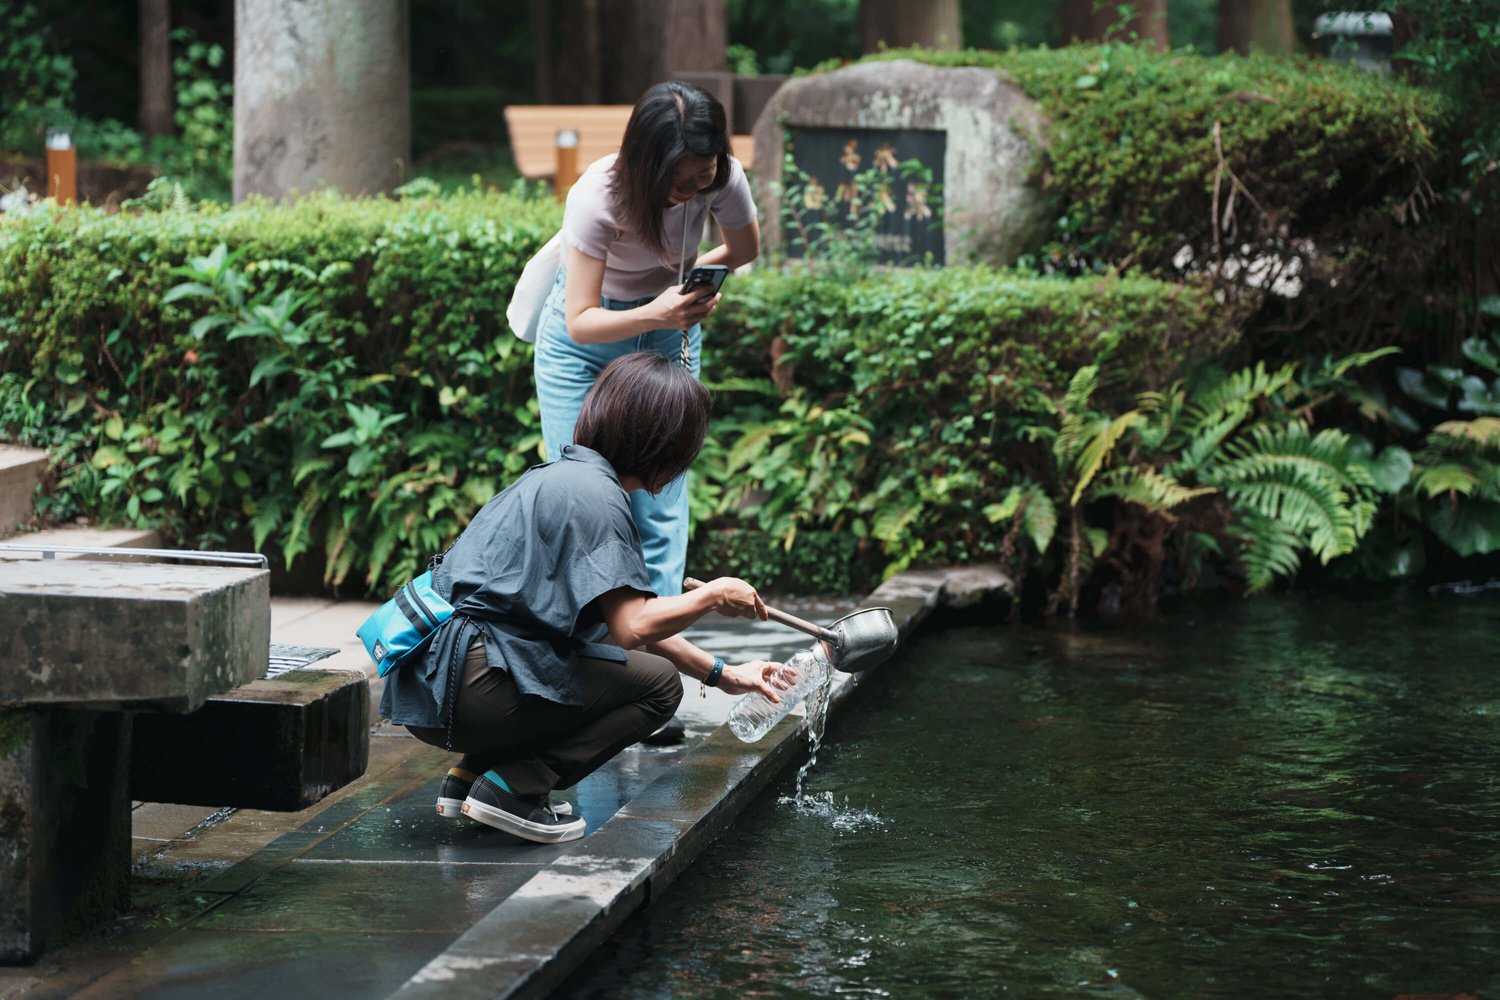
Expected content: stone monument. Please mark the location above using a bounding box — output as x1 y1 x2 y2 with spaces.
751 59 1052 267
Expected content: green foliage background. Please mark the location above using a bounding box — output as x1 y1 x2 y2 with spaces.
2 41 1495 608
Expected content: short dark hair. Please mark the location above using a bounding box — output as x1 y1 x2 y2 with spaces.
573 353 711 488
610 81 732 258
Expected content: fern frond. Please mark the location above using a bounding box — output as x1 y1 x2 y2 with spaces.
1053 365 1100 467
363 515 406 588
247 499 283 553
1174 405 1250 474
1094 465 1217 513
1023 488 1058 554
1071 411 1145 506
1415 463 1479 497
984 482 1058 554
983 485 1026 524
1182 361 1297 434
1434 418 1500 449
1212 422 1374 562
1235 512 1303 591
1325 346 1401 380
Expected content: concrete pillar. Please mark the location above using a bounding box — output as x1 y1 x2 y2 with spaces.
233 0 411 202
0 709 132 964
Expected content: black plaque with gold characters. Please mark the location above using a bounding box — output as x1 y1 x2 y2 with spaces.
782 126 945 265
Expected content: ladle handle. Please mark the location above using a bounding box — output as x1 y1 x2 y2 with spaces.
683 577 841 645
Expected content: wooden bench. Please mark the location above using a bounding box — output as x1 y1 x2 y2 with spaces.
502 104 755 185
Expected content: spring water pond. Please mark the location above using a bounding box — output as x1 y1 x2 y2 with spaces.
562 589 1500 998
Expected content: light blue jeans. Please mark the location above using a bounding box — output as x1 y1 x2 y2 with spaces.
533 269 702 597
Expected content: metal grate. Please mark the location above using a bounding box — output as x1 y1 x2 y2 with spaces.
265 642 339 679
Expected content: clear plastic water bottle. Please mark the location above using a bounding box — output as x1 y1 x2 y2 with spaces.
727 644 832 743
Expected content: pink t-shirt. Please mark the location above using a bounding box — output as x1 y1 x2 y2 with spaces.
560 153 756 301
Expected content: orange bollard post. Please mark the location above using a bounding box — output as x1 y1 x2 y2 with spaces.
45 127 77 205
554 128 579 202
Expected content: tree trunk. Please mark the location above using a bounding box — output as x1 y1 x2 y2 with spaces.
234 0 411 201
1217 0 1294 55
858 0 962 53
598 0 726 105
138 0 173 136
1060 0 1169 51
530 0 553 103
539 0 604 104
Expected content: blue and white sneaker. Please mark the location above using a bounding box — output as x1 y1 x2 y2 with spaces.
462 773 585 843
437 767 571 819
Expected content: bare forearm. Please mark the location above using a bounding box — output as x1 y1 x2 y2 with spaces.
645 634 714 680
566 304 665 344
599 578 767 655
612 589 721 649
695 243 754 270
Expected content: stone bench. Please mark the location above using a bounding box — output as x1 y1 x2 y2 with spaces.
0 558 369 963
131 665 369 812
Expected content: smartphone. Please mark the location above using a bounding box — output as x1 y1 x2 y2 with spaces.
680 264 729 299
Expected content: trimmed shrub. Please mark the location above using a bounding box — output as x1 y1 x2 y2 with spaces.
817 46 1450 355
699 265 1223 587
0 190 1219 597
0 189 558 591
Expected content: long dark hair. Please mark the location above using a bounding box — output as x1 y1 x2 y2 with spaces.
610 81 732 258
573 353 711 489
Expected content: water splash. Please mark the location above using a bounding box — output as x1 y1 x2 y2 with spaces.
777 669 887 832
777 790 887 833
791 667 837 804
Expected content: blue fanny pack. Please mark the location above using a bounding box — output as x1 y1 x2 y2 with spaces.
356 569 454 677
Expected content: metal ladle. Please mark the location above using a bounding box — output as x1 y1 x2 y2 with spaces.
683 578 899 673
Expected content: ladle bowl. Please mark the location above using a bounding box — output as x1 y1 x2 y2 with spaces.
825 606 899 672
682 578 899 673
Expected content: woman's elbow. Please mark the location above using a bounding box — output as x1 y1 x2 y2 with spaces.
609 622 649 650
564 317 602 345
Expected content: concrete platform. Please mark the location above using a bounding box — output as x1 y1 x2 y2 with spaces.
0 568 1010 998
0 445 47 537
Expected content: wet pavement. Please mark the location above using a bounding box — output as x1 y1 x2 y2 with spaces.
0 592 863 999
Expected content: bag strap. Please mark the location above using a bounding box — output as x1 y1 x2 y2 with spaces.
677 197 694 368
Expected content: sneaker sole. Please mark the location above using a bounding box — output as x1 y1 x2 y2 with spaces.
462 798 585 843
439 795 571 818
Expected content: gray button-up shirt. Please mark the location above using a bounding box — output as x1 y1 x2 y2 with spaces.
379 445 654 729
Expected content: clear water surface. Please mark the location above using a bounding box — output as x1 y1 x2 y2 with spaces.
562 590 1500 998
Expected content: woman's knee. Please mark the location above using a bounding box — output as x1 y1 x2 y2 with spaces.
633 653 683 721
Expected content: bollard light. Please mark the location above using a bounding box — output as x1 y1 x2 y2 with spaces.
45 126 77 204
554 128 580 202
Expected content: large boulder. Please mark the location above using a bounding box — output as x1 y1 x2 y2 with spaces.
751 59 1052 267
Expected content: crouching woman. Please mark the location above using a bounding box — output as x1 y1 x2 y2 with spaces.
380 352 782 844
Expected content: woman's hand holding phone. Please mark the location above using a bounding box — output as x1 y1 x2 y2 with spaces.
653 265 728 329
654 286 719 329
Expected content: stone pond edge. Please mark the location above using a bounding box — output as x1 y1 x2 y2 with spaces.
388 563 1013 1000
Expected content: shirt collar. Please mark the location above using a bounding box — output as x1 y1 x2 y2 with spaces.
560 444 621 483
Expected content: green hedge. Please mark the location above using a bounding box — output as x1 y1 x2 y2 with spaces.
0 190 1220 596
0 188 559 591
3 45 1452 600
830 46 1449 354
695 265 1221 585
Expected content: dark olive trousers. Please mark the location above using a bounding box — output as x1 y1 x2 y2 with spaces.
407 639 682 797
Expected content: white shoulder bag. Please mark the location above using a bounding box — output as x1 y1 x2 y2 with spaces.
506 232 562 343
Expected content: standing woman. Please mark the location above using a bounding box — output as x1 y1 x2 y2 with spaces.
533 80 760 601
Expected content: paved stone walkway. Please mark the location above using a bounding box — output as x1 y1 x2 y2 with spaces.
0 592 850 998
